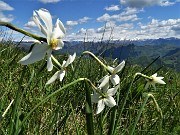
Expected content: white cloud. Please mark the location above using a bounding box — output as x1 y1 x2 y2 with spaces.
160 1 175 6
96 13 140 22
96 22 115 33
66 16 91 29
0 12 13 22
105 5 120 11
97 7 142 23
120 0 161 8
78 28 95 37
24 20 37 29
120 14 140 22
65 22 135 41
77 28 87 34
0 1 14 22
0 28 30 42
96 13 111 22
0 1 14 11
146 19 180 28
137 18 180 39
23 18 44 36
171 26 180 34
79 17 91 24
120 0 176 8
38 0 61 4
121 7 142 16
65 18 180 41
66 21 78 27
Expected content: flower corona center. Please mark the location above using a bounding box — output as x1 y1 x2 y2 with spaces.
50 38 58 49
100 93 108 99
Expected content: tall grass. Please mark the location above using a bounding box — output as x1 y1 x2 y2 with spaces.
0 30 180 134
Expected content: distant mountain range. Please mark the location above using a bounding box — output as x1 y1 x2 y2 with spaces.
18 37 180 48
126 37 180 46
18 37 180 71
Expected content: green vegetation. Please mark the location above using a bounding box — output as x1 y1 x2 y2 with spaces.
55 41 180 72
0 38 180 134
0 18 180 134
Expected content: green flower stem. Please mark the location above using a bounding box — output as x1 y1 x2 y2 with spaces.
15 78 87 135
129 93 149 135
82 51 109 72
129 93 163 135
70 55 83 81
51 55 62 68
135 72 152 80
134 56 160 82
148 94 163 135
112 73 154 135
113 73 139 135
108 106 117 135
84 78 106 98
85 81 94 135
9 66 27 135
48 56 84 133
0 22 46 42
108 86 120 135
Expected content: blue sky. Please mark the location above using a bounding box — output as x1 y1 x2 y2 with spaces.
0 0 180 41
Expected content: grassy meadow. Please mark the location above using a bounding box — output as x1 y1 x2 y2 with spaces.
0 35 180 135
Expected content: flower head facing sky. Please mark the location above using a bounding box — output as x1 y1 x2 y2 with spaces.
33 8 66 50
145 73 166 90
19 8 66 71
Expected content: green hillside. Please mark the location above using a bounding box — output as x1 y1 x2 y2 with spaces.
0 40 180 134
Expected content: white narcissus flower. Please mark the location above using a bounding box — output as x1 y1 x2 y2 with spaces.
145 73 166 90
19 8 66 71
107 60 125 86
91 79 119 114
46 53 76 85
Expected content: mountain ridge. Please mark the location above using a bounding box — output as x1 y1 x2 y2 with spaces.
18 37 180 71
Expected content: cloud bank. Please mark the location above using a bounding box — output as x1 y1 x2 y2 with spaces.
0 1 14 22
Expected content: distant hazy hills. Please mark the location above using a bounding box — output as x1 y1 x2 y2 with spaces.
129 37 180 46
19 37 180 71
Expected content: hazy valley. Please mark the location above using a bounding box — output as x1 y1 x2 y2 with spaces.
18 37 180 71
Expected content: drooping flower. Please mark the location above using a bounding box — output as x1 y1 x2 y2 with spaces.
91 78 119 114
106 60 125 86
19 8 66 71
46 53 76 85
145 73 166 90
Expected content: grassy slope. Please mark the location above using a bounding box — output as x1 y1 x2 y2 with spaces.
0 42 180 134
